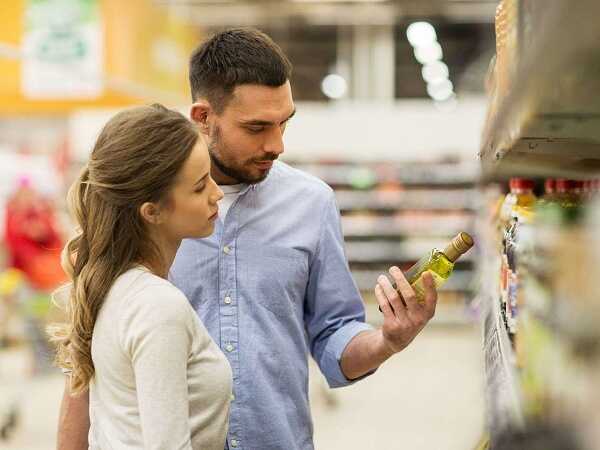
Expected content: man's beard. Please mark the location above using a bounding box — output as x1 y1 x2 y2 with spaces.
208 126 276 184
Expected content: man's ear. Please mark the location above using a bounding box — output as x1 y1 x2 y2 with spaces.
190 100 212 136
139 202 164 226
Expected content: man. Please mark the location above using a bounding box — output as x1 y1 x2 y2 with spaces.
57 28 437 450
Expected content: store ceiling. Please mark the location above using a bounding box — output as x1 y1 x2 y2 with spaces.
156 0 496 100
157 0 498 26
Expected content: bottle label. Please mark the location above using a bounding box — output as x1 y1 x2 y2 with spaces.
411 270 445 303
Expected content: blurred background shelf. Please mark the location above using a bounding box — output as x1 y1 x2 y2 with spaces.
291 161 480 187
335 189 479 211
289 158 478 325
341 213 474 238
344 239 476 263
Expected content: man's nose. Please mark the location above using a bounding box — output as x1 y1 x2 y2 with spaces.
263 127 284 155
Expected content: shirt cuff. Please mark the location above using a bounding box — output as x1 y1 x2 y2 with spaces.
320 321 375 388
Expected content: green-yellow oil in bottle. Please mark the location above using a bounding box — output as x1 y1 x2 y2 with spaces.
395 232 474 302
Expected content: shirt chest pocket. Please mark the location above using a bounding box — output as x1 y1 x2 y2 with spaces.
242 246 309 318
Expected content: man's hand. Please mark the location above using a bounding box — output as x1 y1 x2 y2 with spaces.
374 266 437 354
339 266 438 380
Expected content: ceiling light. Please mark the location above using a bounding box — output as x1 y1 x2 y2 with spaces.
406 22 437 48
414 42 443 65
421 61 449 84
321 74 348 99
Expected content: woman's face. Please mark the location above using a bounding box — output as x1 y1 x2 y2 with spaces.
161 137 223 241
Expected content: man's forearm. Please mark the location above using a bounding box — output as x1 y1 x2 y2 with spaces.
340 329 395 380
57 378 90 450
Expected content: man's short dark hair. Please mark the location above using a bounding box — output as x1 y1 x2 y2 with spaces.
189 28 293 113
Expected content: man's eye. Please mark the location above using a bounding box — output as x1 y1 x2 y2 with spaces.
247 127 264 134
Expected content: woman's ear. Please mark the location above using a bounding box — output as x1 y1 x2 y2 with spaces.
190 101 212 136
139 202 164 226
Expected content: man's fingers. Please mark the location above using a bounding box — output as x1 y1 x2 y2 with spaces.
388 266 419 311
421 271 438 318
374 284 394 319
377 274 406 320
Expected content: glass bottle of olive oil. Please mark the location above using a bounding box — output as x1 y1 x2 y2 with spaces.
393 232 474 303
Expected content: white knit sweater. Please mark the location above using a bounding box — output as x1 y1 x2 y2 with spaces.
88 267 232 450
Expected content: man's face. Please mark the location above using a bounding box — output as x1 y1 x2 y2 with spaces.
207 81 295 184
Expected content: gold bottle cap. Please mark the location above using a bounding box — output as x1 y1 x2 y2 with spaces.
443 232 474 263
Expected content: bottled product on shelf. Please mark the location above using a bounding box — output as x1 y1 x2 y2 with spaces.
555 179 584 208
536 179 591 224
484 175 600 446
497 178 536 341
499 178 536 229
538 179 556 205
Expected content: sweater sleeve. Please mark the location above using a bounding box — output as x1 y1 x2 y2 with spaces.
120 284 196 450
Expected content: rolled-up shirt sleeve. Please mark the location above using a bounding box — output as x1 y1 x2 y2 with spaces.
305 191 375 388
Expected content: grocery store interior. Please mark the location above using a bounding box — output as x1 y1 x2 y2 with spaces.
1 0 599 449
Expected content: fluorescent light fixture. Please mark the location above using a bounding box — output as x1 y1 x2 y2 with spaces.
414 42 443 65
421 61 449 84
427 79 454 102
321 74 348 99
293 0 388 2
406 22 437 48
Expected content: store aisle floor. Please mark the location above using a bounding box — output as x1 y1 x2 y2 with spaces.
309 323 484 450
0 324 483 450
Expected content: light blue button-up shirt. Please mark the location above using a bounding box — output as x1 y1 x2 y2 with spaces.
170 161 374 450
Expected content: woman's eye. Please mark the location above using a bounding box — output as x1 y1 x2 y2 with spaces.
195 185 205 193
247 127 264 134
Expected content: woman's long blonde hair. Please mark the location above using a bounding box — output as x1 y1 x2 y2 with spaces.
49 104 199 395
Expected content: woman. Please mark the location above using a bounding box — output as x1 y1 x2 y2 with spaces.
49 104 231 449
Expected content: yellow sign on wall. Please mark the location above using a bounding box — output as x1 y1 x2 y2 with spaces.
0 0 202 115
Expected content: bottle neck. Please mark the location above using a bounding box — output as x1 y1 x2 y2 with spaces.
443 232 474 263
442 244 460 263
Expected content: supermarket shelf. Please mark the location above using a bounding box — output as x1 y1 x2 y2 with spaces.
335 189 479 212
482 263 524 435
341 214 475 238
480 0 600 179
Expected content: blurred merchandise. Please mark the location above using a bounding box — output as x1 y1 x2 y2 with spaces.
499 178 536 226
482 175 600 447
4 177 66 291
0 269 26 348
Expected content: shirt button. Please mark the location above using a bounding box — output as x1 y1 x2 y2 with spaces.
231 439 238 448
225 344 234 352
224 296 232 304
223 245 231 254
